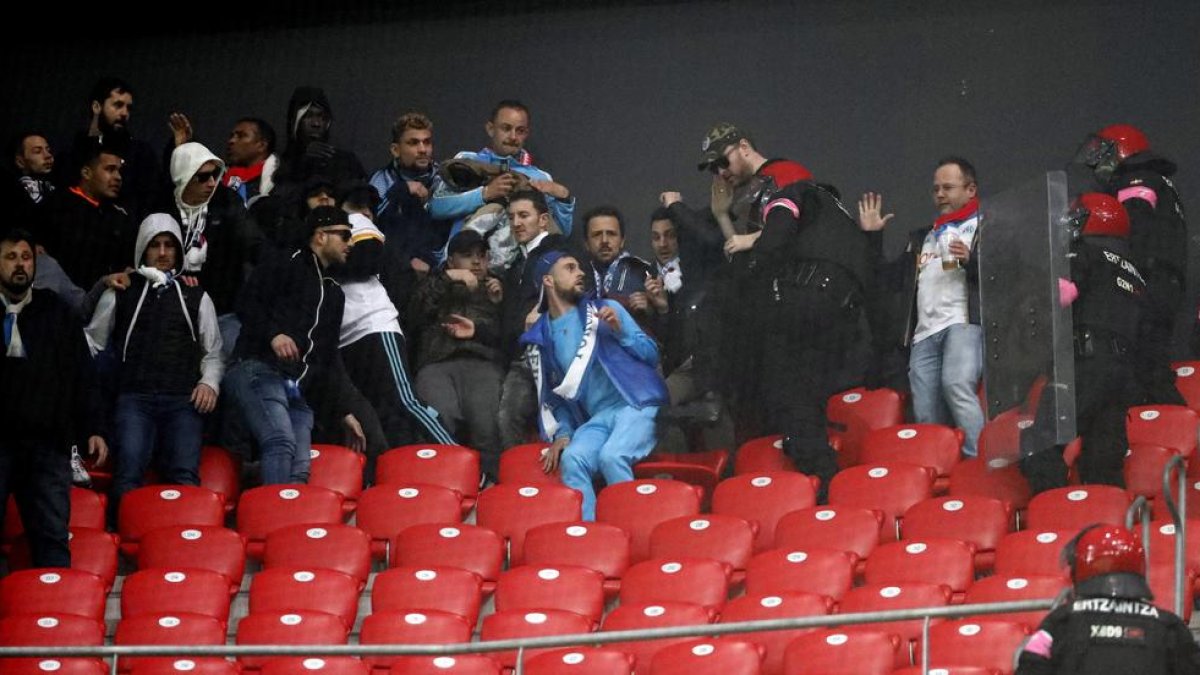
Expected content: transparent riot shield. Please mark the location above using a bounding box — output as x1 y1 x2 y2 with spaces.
977 171 1076 465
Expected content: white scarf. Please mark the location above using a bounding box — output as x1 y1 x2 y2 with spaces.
3 290 32 358
528 303 601 437
658 257 683 294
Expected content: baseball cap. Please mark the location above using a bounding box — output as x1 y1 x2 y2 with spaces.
697 123 747 171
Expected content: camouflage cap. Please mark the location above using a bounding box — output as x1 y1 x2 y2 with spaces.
697 123 746 171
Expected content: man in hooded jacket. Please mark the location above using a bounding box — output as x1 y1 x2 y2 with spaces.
85 213 224 516
274 86 366 192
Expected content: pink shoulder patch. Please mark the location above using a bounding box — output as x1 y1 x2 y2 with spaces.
1117 185 1158 209
1023 629 1054 658
764 198 800 220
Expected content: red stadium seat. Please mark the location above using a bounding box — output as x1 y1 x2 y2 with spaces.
7 528 119 592
596 479 702 563
1173 361 1200 411
864 538 976 601
774 506 883 564
389 655 501 675
734 436 793 475
377 444 480 513
634 450 729 507
136 526 246 595
499 443 563 485
309 444 365 514
918 619 1030 675
259 658 367 675
1149 561 1197 621
4 488 106 544
648 514 755 582
1125 443 1184 500
838 582 952 648
621 558 730 614
1144 519 1200 578
121 568 232 624
262 523 371 588
892 667 997 675
198 446 240 513
0 659 109 675
744 548 856 602
0 569 106 621
476 483 582 565
0 614 104 648
481 609 594 670
355 483 461 560
828 462 934 540
495 565 605 626
720 592 832 675
129 659 238 675
235 610 349 670
390 523 504 592
962 575 1067 628
826 387 906 468
249 568 360 631
993 530 1073 580
118 485 225 556
648 639 764 675
524 648 633 675
1025 485 1130 532
359 610 474 670
372 566 484 627
1127 405 1198 456
115 613 225 671
782 630 899 675
712 472 819 551
860 424 963 492
523 521 631 596
602 601 714 672
236 485 343 559
901 496 1012 572
948 457 1033 513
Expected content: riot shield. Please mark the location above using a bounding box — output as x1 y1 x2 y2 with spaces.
978 171 1076 464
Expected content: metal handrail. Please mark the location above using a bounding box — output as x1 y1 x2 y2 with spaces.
1160 454 1188 617
1125 494 1152 563
0 598 1055 662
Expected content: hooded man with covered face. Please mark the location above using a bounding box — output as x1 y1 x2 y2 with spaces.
274 86 366 191
85 213 224 518
158 141 250 354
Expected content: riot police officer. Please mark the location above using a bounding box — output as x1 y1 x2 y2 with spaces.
1074 124 1188 405
1021 193 1146 493
1016 524 1200 674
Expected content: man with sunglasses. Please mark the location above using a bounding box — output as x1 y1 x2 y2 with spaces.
159 142 249 356
858 157 984 457
224 206 366 484
699 123 874 499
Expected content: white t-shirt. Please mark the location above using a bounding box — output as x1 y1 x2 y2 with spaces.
339 214 402 348
913 213 979 344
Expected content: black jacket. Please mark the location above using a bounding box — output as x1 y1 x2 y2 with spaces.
38 188 135 289
500 233 568 360
154 185 250 315
409 271 503 368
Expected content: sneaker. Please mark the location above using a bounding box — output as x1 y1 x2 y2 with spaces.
69 445 93 487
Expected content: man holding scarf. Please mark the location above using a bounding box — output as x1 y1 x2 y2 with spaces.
521 251 668 520
859 156 984 456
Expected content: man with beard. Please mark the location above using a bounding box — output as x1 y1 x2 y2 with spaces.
273 86 366 191
69 77 161 221
370 112 452 273
522 250 667 520
0 229 107 567
581 206 662 331
223 118 279 207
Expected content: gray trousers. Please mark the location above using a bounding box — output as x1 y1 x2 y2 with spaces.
416 358 504 476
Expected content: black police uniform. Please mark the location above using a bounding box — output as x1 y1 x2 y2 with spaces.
1110 153 1188 406
1021 235 1146 493
753 173 877 496
1016 573 1200 675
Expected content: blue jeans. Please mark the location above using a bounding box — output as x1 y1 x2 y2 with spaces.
113 392 203 504
217 313 241 360
224 359 314 484
909 323 984 456
561 405 658 520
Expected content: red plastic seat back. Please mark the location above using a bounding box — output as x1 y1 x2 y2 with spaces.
523 521 632 585
864 538 977 596
922 619 1031 675
649 514 755 575
391 523 504 589
476 483 583 565
372 566 484 627
499 443 563 485
249 568 360 630
198 446 240 512
495 565 605 626
118 486 225 555
309 444 366 509
993 530 1073 579
4 488 106 543
827 387 905 466
1127 405 1198 455
0 569 106 622
774 506 883 560
236 485 343 558
744 547 856 601
1026 486 1130 532
121 568 232 623
621 558 730 614
963 574 1067 628
596 480 701 563
948 457 1032 511
783 630 898 675
721 592 832 675
480 609 595 670
524 648 633 675
860 424 963 479
136 526 246 594
377 444 480 507
355 483 461 558
828 462 934 540
712 472 818 551
359 610 474 670
837 583 952 645
602 601 715 673
235 611 349 670
648 638 764 675
901 496 1012 555
262 523 371 588
734 436 793 475
0 614 104 647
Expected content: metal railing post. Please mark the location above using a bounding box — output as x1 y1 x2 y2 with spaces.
514 645 525 675
1125 495 1151 564
1161 455 1188 617
920 615 931 675
109 653 119 675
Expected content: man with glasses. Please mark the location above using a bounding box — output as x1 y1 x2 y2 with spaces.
161 142 250 355
224 206 366 484
858 157 984 456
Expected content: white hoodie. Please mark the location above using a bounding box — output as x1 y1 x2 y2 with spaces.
170 142 226 273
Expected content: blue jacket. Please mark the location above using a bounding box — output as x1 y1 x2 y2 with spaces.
369 161 453 267
520 297 668 440
429 147 575 236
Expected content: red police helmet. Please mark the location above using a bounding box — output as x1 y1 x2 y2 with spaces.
1069 525 1146 585
1068 193 1130 238
1096 124 1150 161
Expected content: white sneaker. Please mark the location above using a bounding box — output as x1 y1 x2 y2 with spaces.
69 446 92 487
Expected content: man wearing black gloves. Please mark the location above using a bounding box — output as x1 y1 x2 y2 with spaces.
273 86 366 192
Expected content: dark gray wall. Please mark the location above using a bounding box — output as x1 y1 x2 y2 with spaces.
6 0 1198 262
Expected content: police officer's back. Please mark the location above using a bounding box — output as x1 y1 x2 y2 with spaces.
1017 524 1200 675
